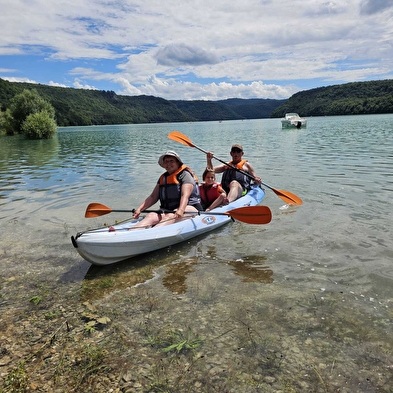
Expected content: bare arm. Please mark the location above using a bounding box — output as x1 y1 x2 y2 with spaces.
133 184 160 218
244 162 262 184
175 183 193 217
207 152 226 173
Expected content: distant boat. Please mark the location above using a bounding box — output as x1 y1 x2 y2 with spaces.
281 113 307 129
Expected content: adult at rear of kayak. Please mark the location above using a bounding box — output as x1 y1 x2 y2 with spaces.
132 151 203 229
206 143 262 203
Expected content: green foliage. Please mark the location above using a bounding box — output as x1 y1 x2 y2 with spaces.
146 327 204 354
9 88 56 135
0 108 14 135
0 78 284 126
21 110 57 139
1 78 393 129
29 295 42 305
271 79 393 117
218 98 285 118
162 328 203 353
3 362 28 393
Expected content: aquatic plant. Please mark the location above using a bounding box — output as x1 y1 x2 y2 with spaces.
163 327 204 354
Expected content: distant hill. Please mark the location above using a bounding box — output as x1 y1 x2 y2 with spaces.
270 80 393 117
170 98 285 121
0 78 283 127
1 78 392 127
217 98 286 118
0 78 192 126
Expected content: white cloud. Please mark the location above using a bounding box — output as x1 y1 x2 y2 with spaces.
359 0 393 15
1 0 393 100
48 81 68 88
155 44 220 66
1 76 38 84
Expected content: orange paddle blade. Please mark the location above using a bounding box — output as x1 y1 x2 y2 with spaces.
85 203 271 224
226 206 272 224
85 203 112 218
168 131 196 148
85 203 135 218
271 189 302 205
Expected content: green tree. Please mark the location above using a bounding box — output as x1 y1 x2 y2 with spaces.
9 88 56 135
21 110 57 139
0 108 14 135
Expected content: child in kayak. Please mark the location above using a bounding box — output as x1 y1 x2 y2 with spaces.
199 168 227 211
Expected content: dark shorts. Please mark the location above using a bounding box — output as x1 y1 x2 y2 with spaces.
192 202 204 211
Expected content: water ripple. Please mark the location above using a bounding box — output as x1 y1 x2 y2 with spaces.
1 116 393 300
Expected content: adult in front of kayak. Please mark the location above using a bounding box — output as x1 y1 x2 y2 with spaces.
131 151 203 229
206 144 262 203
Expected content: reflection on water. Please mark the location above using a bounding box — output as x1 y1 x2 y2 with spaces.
162 257 197 294
80 248 275 300
228 255 274 283
0 136 60 207
79 248 183 301
1 115 393 302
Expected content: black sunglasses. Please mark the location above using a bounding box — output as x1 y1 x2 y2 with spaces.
231 148 242 153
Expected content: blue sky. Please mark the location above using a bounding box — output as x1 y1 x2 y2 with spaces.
1 0 392 100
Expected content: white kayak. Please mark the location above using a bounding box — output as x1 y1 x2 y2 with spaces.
71 185 266 265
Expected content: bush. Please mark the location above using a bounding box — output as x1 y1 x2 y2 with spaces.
21 111 57 139
0 108 14 135
10 89 56 134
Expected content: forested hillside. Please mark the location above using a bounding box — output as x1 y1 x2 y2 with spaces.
271 80 393 117
0 79 192 126
0 78 283 126
1 78 392 127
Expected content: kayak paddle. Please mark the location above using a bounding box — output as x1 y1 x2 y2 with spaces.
84 203 272 224
168 130 302 205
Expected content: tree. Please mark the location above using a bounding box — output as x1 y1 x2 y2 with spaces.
9 88 56 137
21 110 57 139
0 108 14 135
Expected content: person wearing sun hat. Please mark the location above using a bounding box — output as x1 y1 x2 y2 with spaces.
206 143 262 203
131 150 202 229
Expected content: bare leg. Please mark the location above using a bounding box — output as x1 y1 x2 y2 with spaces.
130 212 161 230
206 194 226 211
154 205 199 227
227 181 243 202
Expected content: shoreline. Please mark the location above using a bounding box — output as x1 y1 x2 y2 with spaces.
1 251 393 392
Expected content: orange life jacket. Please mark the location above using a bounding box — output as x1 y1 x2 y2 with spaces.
158 165 200 210
221 159 251 192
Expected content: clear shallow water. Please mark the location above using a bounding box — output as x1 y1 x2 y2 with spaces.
2 115 393 391
1 115 392 297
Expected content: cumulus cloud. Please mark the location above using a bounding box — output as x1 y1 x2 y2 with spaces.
73 80 98 90
155 44 219 66
359 0 393 15
48 81 68 88
2 0 393 100
2 76 38 84
117 76 296 101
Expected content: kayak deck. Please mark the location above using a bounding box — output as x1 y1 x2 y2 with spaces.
72 186 265 265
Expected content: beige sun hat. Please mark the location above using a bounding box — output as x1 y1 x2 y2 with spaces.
158 150 183 168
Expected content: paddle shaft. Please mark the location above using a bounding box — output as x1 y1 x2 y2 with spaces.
182 139 280 192
168 131 302 205
91 207 254 217
85 203 271 224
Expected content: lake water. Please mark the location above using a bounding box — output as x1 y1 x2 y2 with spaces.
1 114 393 391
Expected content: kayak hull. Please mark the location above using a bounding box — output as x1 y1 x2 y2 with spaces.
72 186 265 265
